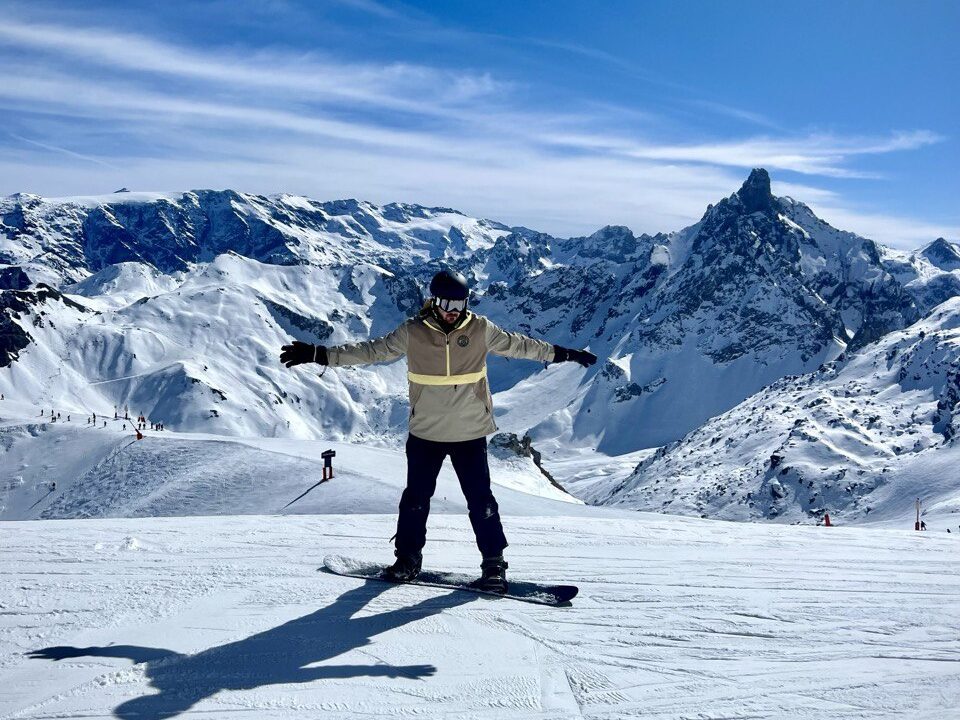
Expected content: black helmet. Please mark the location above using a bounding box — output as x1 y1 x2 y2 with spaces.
429 269 469 300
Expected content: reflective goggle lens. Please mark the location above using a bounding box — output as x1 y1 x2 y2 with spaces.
436 297 466 312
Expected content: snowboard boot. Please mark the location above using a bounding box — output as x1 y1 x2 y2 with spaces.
381 550 422 582
471 555 508 594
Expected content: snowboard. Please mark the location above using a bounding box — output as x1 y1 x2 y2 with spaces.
321 554 578 606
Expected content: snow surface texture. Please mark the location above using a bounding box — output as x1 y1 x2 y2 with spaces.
2 513 958 719
0 399 577 522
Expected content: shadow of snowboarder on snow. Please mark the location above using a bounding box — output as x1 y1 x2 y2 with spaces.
30 579 474 719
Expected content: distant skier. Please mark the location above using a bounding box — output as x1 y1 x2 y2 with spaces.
280 269 596 592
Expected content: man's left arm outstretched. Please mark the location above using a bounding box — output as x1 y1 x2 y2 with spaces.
484 320 597 367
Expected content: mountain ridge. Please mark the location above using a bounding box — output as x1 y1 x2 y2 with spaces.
3 170 960 522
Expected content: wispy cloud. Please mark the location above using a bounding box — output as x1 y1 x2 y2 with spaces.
8 133 121 169
326 0 402 20
534 129 942 177
684 99 780 130
805 204 960 250
0 18 503 113
615 132 943 178
0 72 460 154
0 11 949 245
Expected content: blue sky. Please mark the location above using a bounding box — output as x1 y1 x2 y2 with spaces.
0 0 956 247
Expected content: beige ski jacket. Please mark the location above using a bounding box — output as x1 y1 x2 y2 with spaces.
327 309 555 442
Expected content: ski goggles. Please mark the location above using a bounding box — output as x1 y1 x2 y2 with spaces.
435 297 467 313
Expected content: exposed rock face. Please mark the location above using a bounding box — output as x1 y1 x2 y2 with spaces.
920 238 960 271
736 168 775 214
0 286 86 367
489 432 566 492
0 266 31 291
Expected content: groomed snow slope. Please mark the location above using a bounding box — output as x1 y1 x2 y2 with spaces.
1 513 957 719
0 399 578 521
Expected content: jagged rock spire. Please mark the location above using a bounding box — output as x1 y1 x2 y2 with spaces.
737 168 774 214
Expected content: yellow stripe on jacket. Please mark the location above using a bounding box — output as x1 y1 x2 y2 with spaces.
408 368 488 386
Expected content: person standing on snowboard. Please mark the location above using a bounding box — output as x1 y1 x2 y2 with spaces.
280 269 596 592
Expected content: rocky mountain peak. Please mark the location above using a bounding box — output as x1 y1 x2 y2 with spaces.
736 168 775 214
920 237 960 271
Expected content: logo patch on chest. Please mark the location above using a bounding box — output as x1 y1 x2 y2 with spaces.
457 335 470 347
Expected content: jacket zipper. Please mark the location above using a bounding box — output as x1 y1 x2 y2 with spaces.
423 316 465 388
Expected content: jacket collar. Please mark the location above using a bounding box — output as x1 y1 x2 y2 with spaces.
423 310 472 334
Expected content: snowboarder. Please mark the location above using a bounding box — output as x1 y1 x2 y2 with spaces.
280 269 596 592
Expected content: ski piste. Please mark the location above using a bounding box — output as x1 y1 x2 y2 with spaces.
322 554 579 606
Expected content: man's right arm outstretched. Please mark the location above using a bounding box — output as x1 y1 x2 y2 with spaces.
280 322 410 368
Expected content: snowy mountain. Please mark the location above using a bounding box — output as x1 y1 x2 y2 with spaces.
0 194 509 442
3 170 960 524
580 297 960 524
512 169 960 452
0 190 510 285
918 237 960 271
4 172 957 451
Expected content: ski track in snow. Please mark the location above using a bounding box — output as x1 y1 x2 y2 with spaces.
2 514 958 719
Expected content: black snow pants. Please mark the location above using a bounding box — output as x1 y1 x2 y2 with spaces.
395 433 508 558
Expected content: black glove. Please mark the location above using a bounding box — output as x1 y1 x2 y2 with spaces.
553 345 597 368
280 341 328 368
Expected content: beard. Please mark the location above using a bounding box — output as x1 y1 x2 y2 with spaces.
432 304 465 332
